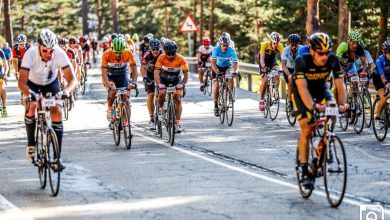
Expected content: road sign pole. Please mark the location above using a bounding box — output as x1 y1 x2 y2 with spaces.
188 32 192 57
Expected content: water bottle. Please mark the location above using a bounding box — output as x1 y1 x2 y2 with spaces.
312 137 320 159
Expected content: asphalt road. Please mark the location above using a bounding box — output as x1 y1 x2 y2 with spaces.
0 63 389 220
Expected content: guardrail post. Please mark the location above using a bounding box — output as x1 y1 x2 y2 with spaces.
248 74 252 92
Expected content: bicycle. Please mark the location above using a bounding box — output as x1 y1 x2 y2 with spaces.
217 68 235 126
372 93 390 142
358 72 372 128
295 102 347 208
28 92 67 196
263 68 281 121
202 62 213 96
79 62 91 95
109 87 137 149
339 74 364 134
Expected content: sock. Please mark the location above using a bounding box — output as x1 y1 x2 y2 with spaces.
52 122 64 158
214 101 218 108
24 115 36 146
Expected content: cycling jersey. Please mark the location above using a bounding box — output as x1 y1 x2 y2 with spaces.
70 44 82 63
81 43 90 60
100 42 110 52
142 50 162 74
65 48 76 61
375 55 390 77
2 47 11 60
102 49 136 88
355 50 374 72
336 42 364 69
0 59 4 82
0 49 6 61
282 45 302 69
297 45 310 57
211 45 238 68
155 53 188 84
260 41 283 66
198 45 214 61
139 43 149 58
126 39 135 52
21 46 72 86
91 40 98 51
12 43 31 70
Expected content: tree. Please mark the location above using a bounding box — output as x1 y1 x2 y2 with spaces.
377 2 388 57
111 0 118 33
209 0 215 43
338 0 349 43
3 0 13 45
82 0 89 35
305 0 319 35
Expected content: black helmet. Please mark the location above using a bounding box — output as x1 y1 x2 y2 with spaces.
382 40 390 54
143 34 153 43
309 32 332 51
288 34 300 44
150 39 161 50
58 37 68 45
111 33 118 40
163 40 177 56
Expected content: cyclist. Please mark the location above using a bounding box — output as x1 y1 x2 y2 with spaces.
297 35 310 57
139 34 153 61
91 37 99 63
18 29 77 169
372 40 390 122
124 34 136 53
282 33 302 115
100 36 111 52
12 34 31 80
293 32 348 189
259 32 283 111
211 35 239 117
2 43 12 77
141 39 163 129
79 36 90 81
154 40 189 133
68 37 83 84
0 48 8 117
355 41 376 74
197 38 213 92
101 38 137 125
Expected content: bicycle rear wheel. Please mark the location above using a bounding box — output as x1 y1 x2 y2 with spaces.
286 101 296 126
295 145 313 198
36 126 47 189
121 103 132 150
207 73 213 96
47 129 60 196
154 102 162 138
338 112 349 131
372 98 388 142
362 89 372 128
323 136 347 208
168 101 175 146
269 85 280 121
353 93 365 134
226 88 234 126
263 89 270 118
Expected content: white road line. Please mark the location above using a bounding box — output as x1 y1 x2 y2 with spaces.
0 195 33 220
133 127 390 215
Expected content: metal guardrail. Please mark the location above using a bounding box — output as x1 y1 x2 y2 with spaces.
185 57 287 99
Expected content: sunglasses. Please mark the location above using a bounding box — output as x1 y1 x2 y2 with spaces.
166 54 175 58
315 50 330 56
41 48 54 54
19 43 25 46
221 44 229 48
151 48 159 51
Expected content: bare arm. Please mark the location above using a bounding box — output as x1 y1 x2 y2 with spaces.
18 68 31 96
62 66 77 94
154 69 161 85
211 59 218 74
295 78 315 110
102 68 110 90
334 78 347 105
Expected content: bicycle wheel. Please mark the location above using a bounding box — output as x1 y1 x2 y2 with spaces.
295 145 313 198
36 126 47 189
338 111 349 131
353 93 365 134
81 72 86 95
218 87 225 124
323 136 347 208
362 89 372 128
263 89 270 118
207 72 213 96
286 101 296 126
154 102 162 138
372 97 388 142
112 105 121 146
121 103 132 149
167 101 175 146
269 85 280 121
63 99 69 121
226 88 234 126
47 129 60 196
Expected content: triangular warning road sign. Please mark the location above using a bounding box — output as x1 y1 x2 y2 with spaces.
179 15 199 33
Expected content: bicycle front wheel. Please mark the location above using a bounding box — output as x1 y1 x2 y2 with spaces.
286 101 296 126
362 89 372 128
226 88 234 126
372 98 388 142
218 87 225 124
295 145 313 199
353 92 365 134
154 103 162 138
63 99 69 121
263 89 270 118
167 101 175 146
36 126 47 189
207 73 213 96
81 73 86 95
269 85 280 121
121 103 132 150
47 129 60 196
323 136 347 208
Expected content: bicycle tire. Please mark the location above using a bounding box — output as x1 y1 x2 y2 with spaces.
269 85 280 121
353 92 365 134
47 129 60 196
372 97 388 142
207 72 213 96
226 88 234 126
168 100 175 146
218 86 225 124
362 89 372 128
122 103 132 149
286 101 296 126
295 146 313 198
112 105 121 146
36 125 47 189
264 89 270 118
63 99 69 121
323 135 347 208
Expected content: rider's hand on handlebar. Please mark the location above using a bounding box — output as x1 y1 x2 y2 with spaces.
128 83 137 90
158 84 166 89
314 103 326 113
339 103 349 113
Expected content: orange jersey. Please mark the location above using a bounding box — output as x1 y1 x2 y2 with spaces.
155 53 189 74
101 49 136 69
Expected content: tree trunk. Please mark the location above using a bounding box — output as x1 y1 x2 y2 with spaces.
209 0 215 43
111 0 118 33
338 0 349 44
200 0 203 44
3 0 13 45
82 0 89 35
95 0 103 38
305 0 320 35
193 0 197 54
378 4 388 57
164 0 170 38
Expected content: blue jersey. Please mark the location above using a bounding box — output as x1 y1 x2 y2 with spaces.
2 48 11 60
0 49 6 61
375 55 390 77
297 45 310 57
211 45 238 68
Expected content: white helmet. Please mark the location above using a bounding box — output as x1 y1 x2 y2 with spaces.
17 34 27 43
37 29 57 48
270 32 281 43
124 34 131 41
103 36 109 42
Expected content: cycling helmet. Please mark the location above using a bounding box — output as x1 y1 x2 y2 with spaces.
270 32 281 43
222 32 230 38
146 33 154 38
58 38 68 45
102 36 109 42
16 34 27 43
288 34 300 44
218 35 230 44
132 33 139 41
79 36 87 43
348 30 361 42
309 32 332 51
69 37 77 44
163 40 177 56
149 39 161 50
124 34 131 41
111 38 126 53
37 29 57 48
203 38 211 46
382 40 390 54
143 34 152 43
111 33 118 40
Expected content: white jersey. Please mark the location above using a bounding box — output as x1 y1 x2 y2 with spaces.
281 45 302 69
198 45 214 55
21 46 72 86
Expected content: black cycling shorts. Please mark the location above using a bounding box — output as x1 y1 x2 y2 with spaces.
212 65 231 80
108 74 129 88
28 79 61 96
